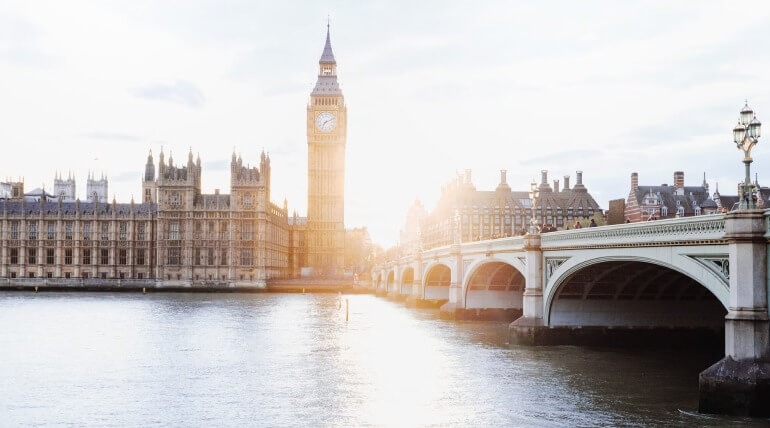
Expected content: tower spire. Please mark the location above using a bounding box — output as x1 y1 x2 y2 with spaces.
320 19 336 64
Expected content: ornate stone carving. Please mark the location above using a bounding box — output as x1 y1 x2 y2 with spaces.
689 255 730 284
545 257 569 281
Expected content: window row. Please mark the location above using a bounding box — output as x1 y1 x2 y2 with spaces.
5 248 147 266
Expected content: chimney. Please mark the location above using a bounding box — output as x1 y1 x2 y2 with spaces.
496 169 511 192
541 170 548 185
631 172 639 191
563 175 570 190
576 171 583 186
553 179 560 193
674 171 684 189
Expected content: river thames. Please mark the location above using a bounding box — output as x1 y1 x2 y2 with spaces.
0 292 763 427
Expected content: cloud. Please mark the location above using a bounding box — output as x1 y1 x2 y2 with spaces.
132 80 205 107
0 15 57 68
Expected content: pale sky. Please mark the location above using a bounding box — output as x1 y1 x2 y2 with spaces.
1 1 770 246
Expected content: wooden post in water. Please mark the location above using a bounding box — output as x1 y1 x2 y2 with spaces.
142 287 146 294
34 286 38 293
345 298 349 321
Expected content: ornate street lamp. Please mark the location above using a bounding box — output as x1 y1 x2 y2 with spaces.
528 180 540 234
733 101 762 209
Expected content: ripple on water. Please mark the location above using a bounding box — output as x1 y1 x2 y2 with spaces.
0 292 766 427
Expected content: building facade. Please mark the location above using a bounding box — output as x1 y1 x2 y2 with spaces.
419 169 603 250
0 148 291 285
623 170 769 222
305 24 346 278
399 199 427 256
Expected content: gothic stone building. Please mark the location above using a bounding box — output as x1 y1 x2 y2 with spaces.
304 23 346 278
420 169 602 250
0 195 156 281
145 149 290 285
0 149 290 286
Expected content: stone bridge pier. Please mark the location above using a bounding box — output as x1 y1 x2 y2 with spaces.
698 210 769 416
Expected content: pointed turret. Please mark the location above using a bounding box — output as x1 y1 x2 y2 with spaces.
144 149 155 181
312 21 341 95
320 19 336 64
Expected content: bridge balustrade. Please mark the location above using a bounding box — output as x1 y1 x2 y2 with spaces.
541 214 726 249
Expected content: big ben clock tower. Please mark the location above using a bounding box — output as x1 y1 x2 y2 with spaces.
307 23 346 277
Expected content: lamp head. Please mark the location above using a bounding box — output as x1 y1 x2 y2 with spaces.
748 116 761 140
740 102 754 126
734 122 746 145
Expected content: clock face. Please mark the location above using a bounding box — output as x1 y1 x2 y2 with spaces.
315 112 336 132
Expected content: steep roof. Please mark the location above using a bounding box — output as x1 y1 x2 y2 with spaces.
319 24 336 64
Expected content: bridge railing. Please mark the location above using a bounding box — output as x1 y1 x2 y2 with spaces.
458 235 525 254
540 214 726 249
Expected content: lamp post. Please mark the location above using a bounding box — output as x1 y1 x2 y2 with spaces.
528 180 540 234
732 101 762 209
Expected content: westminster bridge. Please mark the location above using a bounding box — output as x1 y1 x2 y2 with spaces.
372 210 770 416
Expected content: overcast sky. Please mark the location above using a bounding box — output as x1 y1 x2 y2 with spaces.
1 1 770 246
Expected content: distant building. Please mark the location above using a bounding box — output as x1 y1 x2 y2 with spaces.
624 171 769 222
0 180 24 200
399 199 427 256
86 172 109 203
288 212 308 277
419 169 602 250
53 172 77 201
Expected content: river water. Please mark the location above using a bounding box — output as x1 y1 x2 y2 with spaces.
0 292 764 427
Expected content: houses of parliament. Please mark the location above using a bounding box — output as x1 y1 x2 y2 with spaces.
0 26 347 286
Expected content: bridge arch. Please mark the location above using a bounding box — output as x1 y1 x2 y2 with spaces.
544 256 728 329
422 262 451 301
462 259 525 310
400 267 414 295
386 270 395 293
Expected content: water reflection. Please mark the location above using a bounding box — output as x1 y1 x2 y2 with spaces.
0 292 763 426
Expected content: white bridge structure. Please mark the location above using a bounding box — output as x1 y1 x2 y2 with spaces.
372 210 770 416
